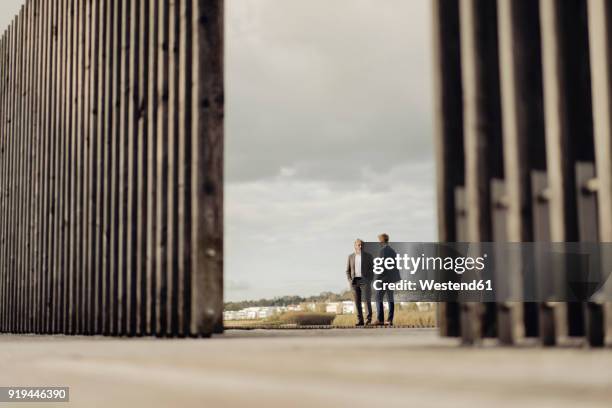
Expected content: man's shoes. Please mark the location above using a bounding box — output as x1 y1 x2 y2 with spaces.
386 321 394 327
355 322 365 327
365 320 371 326
372 321 384 326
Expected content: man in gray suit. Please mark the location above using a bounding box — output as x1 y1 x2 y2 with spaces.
346 239 374 326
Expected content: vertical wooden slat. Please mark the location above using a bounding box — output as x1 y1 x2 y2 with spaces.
431 0 464 339
191 0 224 336
14 5 23 333
0 30 5 332
30 0 42 334
179 0 192 336
157 0 170 337
55 0 64 333
104 0 116 335
49 0 61 334
75 0 87 334
63 0 71 334
14 9 24 332
136 0 149 336
6 21 16 332
0 31 7 331
540 0 595 341
15 6 25 333
497 0 547 343
127 0 140 336
109 0 121 335
6 17 16 333
64 0 74 334
81 0 92 334
70 0 80 335
21 0 30 334
39 0 51 333
168 0 179 336
117 0 130 336
540 0 588 243
13 6 22 333
0 31 4 332
88 0 100 335
30 0 40 334
5 23 15 332
94 0 107 335
458 0 503 344
4 22 13 332
13 13 21 332
587 0 612 347
147 0 160 336
588 0 612 242
71 0 81 334
29 0 39 335
0 29 7 332
24 0 35 333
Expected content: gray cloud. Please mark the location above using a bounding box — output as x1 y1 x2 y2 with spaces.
227 0 434 183
0 1 22 37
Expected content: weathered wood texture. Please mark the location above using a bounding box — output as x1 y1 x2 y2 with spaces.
586 0 612 347
432 0 464 338
0 0 224 337
433 0 611 346
458 0 503 345
496 0 546 344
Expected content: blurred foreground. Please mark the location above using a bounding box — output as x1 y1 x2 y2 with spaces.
1 329 611 407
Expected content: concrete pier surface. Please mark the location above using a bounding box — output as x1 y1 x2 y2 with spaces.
1 328 611 407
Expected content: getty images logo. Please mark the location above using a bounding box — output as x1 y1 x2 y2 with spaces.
372 253 488 275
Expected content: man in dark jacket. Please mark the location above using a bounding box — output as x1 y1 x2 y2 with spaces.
346 239 374 326
374 233 401 326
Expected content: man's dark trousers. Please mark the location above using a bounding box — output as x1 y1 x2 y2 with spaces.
376 289 394 323
351 277 372 324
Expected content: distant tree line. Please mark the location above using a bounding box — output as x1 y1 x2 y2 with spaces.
224 291 353 311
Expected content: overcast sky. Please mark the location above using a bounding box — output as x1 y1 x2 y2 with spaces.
0 0 436 301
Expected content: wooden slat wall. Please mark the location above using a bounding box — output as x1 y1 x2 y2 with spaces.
0 0 224 337
433 0 612 346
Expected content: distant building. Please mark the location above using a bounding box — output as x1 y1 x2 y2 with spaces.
326 302 340 314
341 301 355 314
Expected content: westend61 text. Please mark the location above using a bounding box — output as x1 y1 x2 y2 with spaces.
373 279 493 292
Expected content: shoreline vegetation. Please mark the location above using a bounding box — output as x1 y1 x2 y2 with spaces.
224 291 437 329
225 309 437 329
224 291 354 312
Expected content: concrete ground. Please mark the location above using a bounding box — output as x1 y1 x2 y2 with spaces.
1 328 611 407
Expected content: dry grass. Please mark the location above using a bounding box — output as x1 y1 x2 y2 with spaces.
223 319 265 328
332 310 437 328
225 309 437 329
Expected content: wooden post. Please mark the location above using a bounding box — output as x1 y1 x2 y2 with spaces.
191 0 224 335
574 162 601 346
431 0 464 338
587 0 612 347
458 0 503 344
497 0 547 343
540 0 595 342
